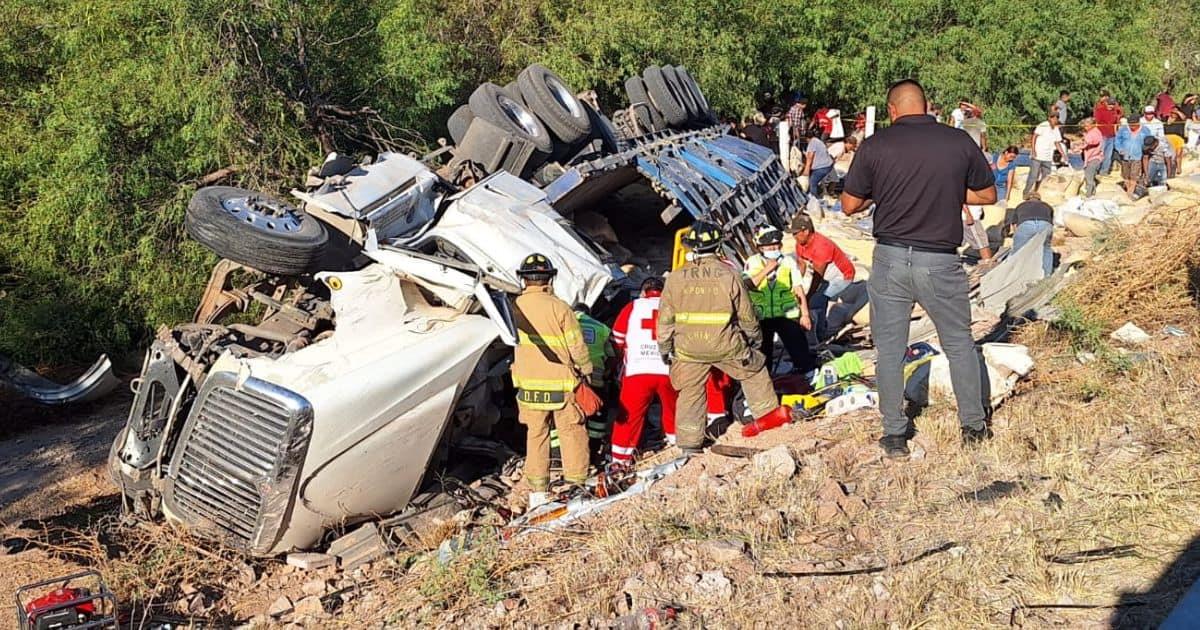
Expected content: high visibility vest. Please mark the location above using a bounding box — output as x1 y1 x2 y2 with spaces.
744 254 800 320
577 313 611 385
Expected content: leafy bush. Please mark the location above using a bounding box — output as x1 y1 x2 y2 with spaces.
0 0 1180 364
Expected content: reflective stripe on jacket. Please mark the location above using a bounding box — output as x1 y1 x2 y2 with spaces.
657 255 761 363
512 286 593 402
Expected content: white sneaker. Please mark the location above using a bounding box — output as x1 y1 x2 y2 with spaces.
528 491 550 510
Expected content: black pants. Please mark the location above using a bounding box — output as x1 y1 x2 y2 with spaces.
760 317 815 374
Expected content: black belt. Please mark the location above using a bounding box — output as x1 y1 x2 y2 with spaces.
876 239 958 255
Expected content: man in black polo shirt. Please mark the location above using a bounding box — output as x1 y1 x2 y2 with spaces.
840 79 996 459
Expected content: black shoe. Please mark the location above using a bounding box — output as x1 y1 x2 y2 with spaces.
961 425 994 445
879 435 910 459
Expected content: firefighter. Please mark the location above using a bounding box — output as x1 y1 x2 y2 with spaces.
657 221 793 451
574 303 615 457
742 226 816 374
610 277 677 463
512 254 594 508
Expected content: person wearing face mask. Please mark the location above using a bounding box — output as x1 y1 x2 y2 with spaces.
742 227 815 375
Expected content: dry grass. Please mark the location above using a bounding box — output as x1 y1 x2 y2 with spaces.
1062 205 1200 332
336 205 1200 628
25 515 259 626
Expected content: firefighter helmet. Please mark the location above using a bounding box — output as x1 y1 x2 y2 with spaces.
683 220 723 253
517 253 557 277
755 226 783 246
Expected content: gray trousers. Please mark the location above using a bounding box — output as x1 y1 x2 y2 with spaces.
1023 159 1053 195
1084 160 1101 197
869 244 986 437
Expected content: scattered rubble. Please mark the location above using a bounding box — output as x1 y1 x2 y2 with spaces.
1111 322 1151 345
286 552 335 571
751 445 797 479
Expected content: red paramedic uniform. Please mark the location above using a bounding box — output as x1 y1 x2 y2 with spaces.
610 291 677 462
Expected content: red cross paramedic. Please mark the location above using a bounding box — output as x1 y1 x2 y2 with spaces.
609 277 678 463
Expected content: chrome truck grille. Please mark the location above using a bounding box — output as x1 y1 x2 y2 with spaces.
164 371 312 554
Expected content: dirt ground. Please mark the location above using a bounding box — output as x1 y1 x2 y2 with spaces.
1 391 128 629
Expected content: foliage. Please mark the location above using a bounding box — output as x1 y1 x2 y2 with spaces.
0 0 1182 363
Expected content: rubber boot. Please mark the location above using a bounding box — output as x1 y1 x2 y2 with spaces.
741 406 794 438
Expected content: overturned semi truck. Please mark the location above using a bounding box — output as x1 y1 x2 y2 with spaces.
108 63 807 556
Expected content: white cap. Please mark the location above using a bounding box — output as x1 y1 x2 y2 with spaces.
1144 105 1156 113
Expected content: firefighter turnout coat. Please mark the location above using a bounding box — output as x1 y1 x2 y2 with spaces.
512 285 593 409
657 255 762 363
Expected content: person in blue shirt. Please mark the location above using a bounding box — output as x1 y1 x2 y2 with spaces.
992 146 1020 206
1115 118 1152 196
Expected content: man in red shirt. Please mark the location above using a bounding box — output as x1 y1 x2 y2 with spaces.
1093 91 1123 175
790 213 865 339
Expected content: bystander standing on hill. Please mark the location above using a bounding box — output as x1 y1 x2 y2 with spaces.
1141 105 1165 140
1054 90 1071 125
1024 110 1067 196
786 93 809 141
1081 117 1103 197
801 127 835 192
1116 117 1152 196
962 108 988 152
840 79 995 458
1185 110 1200 155
1093 92 1123 174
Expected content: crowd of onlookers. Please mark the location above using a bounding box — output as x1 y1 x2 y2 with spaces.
734 83 1199 206
724 81 1198 288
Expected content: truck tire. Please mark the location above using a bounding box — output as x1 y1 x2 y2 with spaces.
517 64 591 145
624 76 665 133
663 65 702 123
642 65 689 127
584 102 622 154
676 66 718 124
469 82 555 154
186 186 328 276
447 105 474 145
502 81 527 107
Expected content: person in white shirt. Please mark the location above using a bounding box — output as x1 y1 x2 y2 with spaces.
1185 109 1200 154
609 277 677 462
1141 105 1165 140
1023 110 1068 196
950 101 971 128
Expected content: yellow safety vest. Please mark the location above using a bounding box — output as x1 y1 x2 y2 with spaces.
744 255 800 320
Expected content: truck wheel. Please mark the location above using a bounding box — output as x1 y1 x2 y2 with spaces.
447 105 474 145
624 76 665 133
469 82 555 154
676 66 718 124
642 65 689 127
584 102 622 154
664 65 702 123
517 64 591 145
502 81 527 107
185 186 328 276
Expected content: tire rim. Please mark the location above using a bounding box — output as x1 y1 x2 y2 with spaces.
546 76 585 119
497 94 543 138
222 196 303 233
